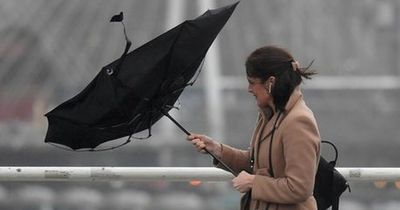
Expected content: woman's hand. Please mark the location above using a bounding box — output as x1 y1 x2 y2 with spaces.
232 171 255 193
186 134 221 158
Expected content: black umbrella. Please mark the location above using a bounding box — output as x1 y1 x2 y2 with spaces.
45 2 239 174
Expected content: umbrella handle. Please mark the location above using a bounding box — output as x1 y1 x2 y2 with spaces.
161 109 237 176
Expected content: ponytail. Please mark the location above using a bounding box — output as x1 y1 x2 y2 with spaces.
292 59 317 80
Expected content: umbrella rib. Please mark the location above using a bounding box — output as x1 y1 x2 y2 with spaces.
187 57 205 86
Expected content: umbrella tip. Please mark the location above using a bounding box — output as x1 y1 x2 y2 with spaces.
110 11 124 22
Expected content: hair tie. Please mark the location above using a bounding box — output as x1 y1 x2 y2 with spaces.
291 60 300 71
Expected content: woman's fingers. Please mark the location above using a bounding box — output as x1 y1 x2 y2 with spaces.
187 134 215 154
196 141 206 149
192 139 205 148
186 135 195 141
187 133 202 140
188 137 208 154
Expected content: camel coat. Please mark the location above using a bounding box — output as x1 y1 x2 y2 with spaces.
216 88 320 210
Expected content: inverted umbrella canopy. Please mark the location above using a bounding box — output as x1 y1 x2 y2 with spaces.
45 2 239 153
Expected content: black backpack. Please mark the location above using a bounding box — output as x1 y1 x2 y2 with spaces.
314 140 350 210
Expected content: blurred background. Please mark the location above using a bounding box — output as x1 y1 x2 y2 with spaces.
0 0 400 209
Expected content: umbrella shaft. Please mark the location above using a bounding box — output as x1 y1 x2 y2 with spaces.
161 109 237 176
162 111 191 136
203 148 238 176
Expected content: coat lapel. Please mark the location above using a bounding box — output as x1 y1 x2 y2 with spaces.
258 114 278 143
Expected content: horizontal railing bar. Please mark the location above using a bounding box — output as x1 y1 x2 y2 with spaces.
1 167 400 182
338 168 400 181
0 167 232 182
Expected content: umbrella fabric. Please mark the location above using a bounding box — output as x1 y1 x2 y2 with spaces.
45 2 239 150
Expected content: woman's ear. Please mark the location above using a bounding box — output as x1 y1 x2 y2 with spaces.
264 76 276 94
267 76 276 87
263 76 276 86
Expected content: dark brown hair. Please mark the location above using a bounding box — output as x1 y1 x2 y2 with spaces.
245 46 316 111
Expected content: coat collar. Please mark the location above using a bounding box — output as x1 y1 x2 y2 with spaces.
258 86 303 143
284 86 303 113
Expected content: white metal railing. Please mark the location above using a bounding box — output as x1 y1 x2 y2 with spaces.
1 167 400 182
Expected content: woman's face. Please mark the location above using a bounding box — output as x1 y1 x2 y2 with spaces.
247 76 273 108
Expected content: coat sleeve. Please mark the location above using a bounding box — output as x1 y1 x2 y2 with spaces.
251 114 320 204
214 144 251 174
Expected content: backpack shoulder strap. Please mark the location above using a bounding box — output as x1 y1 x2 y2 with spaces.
321 140 338 165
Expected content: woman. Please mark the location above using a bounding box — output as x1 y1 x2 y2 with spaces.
187 46 321 210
